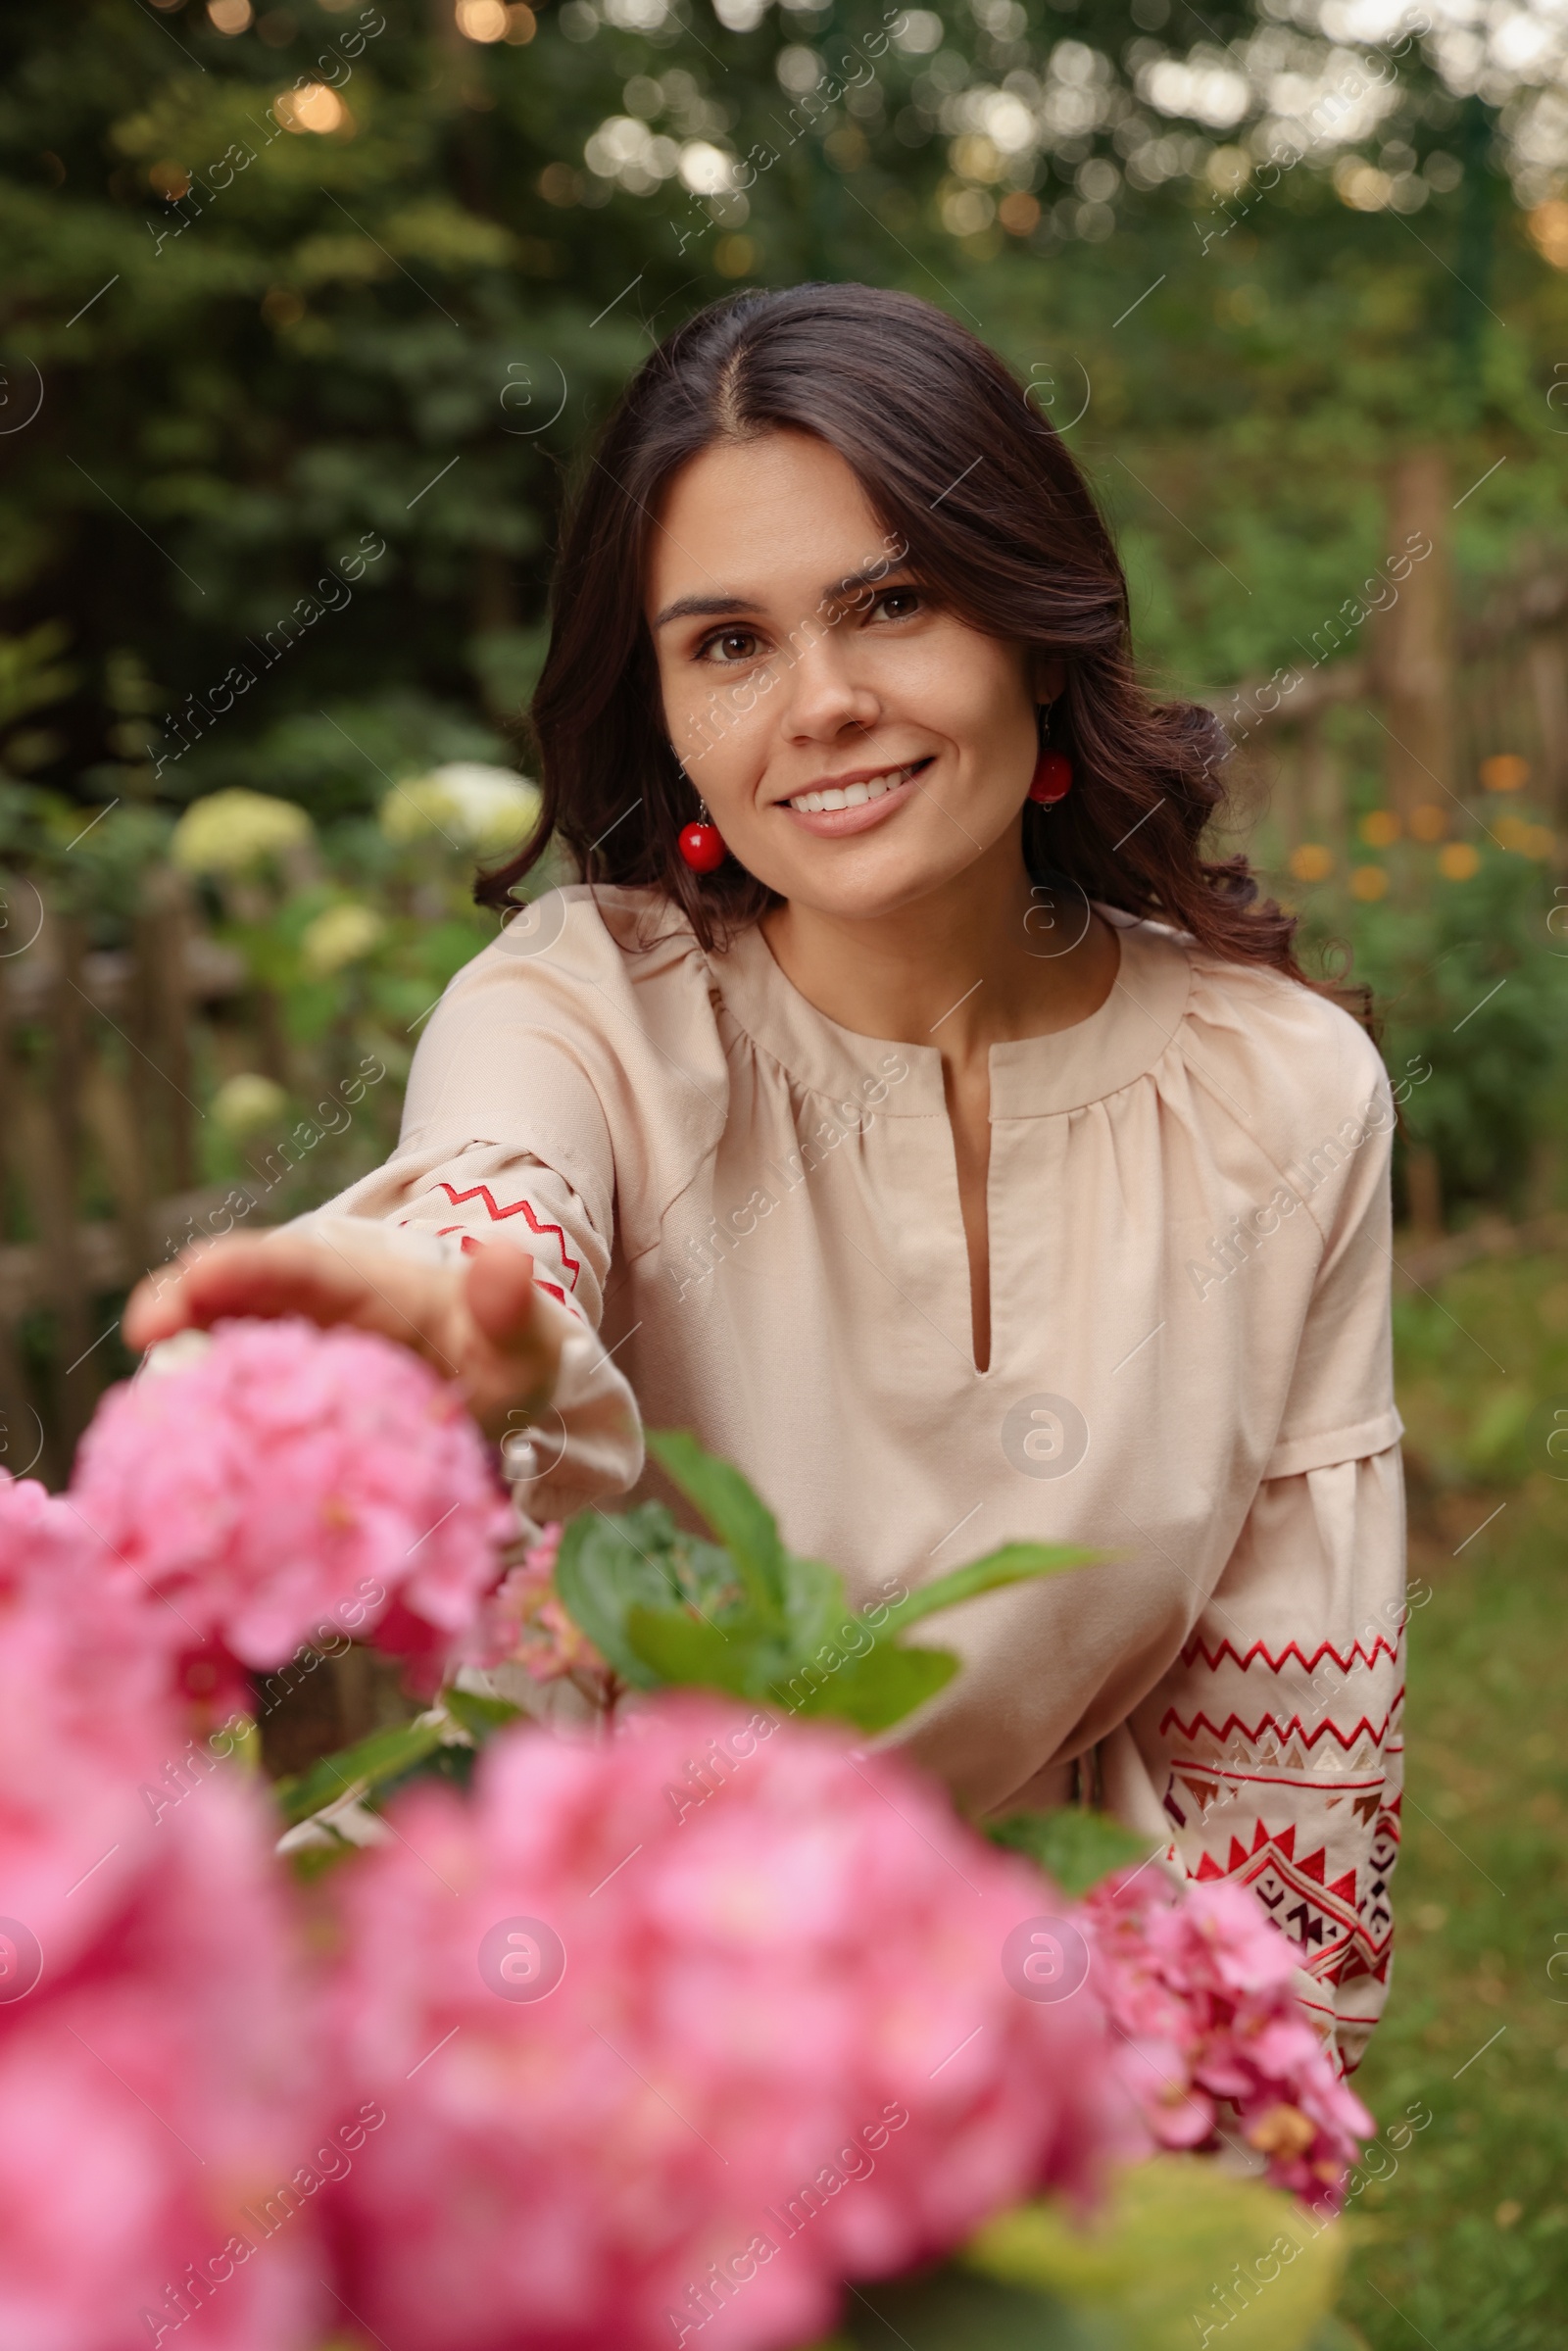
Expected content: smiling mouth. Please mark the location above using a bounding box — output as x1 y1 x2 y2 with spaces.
784 759 931 814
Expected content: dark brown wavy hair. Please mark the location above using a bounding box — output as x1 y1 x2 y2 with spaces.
479 281 1316 990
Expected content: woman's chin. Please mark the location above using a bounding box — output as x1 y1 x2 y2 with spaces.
760 854 994 929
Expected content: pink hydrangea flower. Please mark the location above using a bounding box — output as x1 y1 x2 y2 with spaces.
324 1695 1133 2351
0 1772 329 2351
71 1320 515 1689
0 1472 180 1974
1079 1871 1373 2205
479 1522 612 1689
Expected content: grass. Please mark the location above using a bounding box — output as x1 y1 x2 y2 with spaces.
1341 1251 1568 2349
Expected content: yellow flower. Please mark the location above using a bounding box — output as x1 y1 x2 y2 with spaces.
1349 864 1389 902
300 903 386 977
1493 813 1557 860
1480 753 1530 793
1439 843 1481 881
211 1072 288 1136
380 763 542 857
171 790 313 877
1408 803 1447 842
1358 810 1400 849
1288 843 1334 883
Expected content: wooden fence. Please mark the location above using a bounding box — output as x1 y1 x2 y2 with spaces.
1219 450 1568 855
0 864 399 1488
0 872 240 1481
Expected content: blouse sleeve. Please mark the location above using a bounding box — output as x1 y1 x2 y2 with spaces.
1126 1446 1406 2076
288 1133 644 1527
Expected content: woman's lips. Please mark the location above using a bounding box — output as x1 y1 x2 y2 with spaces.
777 759 931 840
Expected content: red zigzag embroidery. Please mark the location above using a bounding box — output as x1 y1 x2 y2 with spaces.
1159 1704 1402 1753
1180 1634 1401 1676
435 1182 582 1290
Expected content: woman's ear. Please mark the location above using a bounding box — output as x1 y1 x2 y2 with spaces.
1028 654 1067 705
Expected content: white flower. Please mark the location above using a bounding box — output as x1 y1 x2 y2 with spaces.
300 903 386 976
211 1071 289 1136
171 790 313 876
380 763 542 856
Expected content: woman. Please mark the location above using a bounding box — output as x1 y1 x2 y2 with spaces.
127 284 1403 2073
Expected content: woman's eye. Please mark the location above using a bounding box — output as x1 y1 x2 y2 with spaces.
873 588 921 620
701 629 761 664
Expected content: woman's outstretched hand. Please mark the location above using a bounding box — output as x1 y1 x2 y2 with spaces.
122 1227 564 1443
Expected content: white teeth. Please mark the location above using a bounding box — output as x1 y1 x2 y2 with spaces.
787 763 915 814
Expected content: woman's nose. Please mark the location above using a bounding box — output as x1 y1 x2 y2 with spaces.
774 623 882 742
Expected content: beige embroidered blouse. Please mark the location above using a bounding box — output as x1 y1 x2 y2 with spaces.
303 884 1406 2070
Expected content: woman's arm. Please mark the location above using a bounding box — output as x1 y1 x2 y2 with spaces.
124 1136 645 1524
124 1215 561 1436
1126 1447 1406 2076
1120 1011 1406 2075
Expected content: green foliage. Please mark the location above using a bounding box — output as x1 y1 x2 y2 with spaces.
271 1706 452 1827
3 0 1565 850
1390 1249 1568 1493
1294 839 1568 1220
271 1684 522 1843
1340 1250 1568 2349
831 2159 1353 2350
552 1496 740 1690
985 1806 1156 1896
554 1427 1098 1732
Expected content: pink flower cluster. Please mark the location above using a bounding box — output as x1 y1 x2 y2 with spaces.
71 1319 514 1692
323 1694 1134 2351
1080 1870 1374 2205
479 1520 612 1689
0 1314 1373 2350
0 1474 327 2351
0 1475 176 1973
0 1777 326 2351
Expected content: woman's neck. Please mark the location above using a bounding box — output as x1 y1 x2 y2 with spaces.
760 833 1121 1068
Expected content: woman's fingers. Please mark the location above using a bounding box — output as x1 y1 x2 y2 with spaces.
463 1238 539 1349
122 1229 564 1442
461 1242 565 1436
123 1230 461 1372
123 1235 372 1352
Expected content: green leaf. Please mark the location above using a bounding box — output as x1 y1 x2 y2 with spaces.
878 1543 1101 1637
985 1808 1159 1897
964 2159 1353 2351
553 1502 690 1690
623 1603 765 1697
273 1714 449 1828
646 1429 788 1627
777 1640 959 1732
777 1546 854 1657
673 1532 749 1619
552 1461 1093 1738
442 1686 523 1742
837 2266 1094 2349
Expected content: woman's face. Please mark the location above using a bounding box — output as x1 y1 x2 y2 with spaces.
645 431 1047 921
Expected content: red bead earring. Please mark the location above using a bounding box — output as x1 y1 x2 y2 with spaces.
678 806 726 872
1028 751 1072 805
1027 706 1072 807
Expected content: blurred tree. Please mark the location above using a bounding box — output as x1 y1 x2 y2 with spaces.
0 0 1566 826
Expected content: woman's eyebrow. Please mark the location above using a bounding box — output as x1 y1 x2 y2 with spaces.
653 564 911 630
822 564 908 605
652 592 765 629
